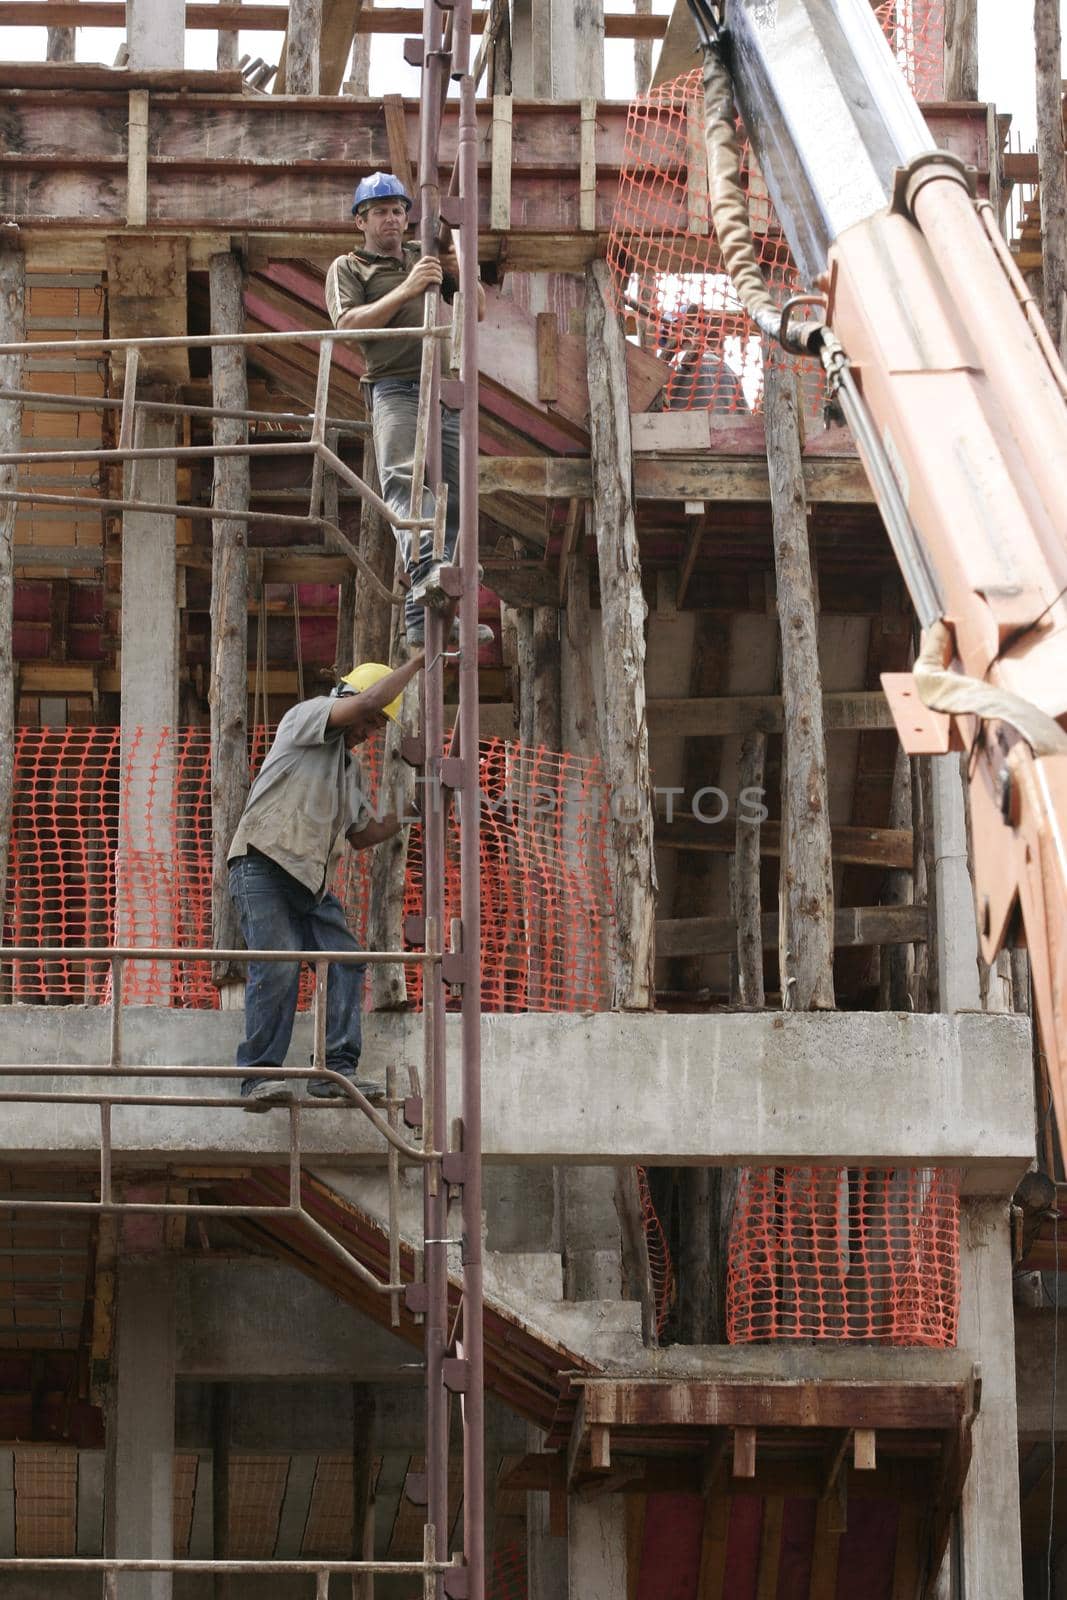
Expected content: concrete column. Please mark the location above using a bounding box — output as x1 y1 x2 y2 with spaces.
567 1492 628 1598
928 754 981 1012
108 1260 177 1599
126 0 184 68
956 1199 1025 1600
930 752 1024 1600
118 412 179 995
560 1168 622 1300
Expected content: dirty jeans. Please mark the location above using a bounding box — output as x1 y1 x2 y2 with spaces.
228 851 365 1088
369 379 460 642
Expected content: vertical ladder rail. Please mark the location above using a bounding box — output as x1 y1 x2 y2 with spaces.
456 71 484 1600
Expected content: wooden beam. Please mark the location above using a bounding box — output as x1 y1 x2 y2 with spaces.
656 904 928 959
0 1 671 33
645 690 894 738
853 1430 877 1471
477 455 873 504
655 820 914 872
586 260 656 1011
943 0 978 100
490 94 513 232
1036 0 1067 361
676 503 706 610
577 1378 969 1432
766 361 834 1011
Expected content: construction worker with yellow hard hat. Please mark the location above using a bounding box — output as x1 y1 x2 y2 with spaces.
226 629 447 1110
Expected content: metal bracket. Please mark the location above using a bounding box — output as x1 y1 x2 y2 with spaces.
441 1151 466 1186
405 1282 429 1315
439 378 465 410
441 951 466 986
440 197 462 228
440 757 465 789
404 1470 428 1506
891 149 975 220
443 1357 471 1393
403 38 424 66
880 672 964 755
401 733 426 768
403 1095 424 1129
444 1569 470 1599
404 913 427 946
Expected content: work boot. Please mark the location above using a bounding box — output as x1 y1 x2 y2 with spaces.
408 562 485 614
240 1075 295 1112
306 1069 384 1103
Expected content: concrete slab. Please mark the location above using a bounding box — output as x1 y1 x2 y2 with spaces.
0 1007 1034 1193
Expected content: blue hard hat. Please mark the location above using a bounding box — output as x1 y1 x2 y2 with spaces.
351 172 413 216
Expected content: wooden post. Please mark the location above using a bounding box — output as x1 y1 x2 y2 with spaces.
286 0 322 93
733 730 766 1007
633 0 652 93
586 261 656 1011
208 252 250 991
1035 0 1067 362
764 362 834 1010
353 437 396 668
216 0 239 69
46 0 75 62
348 0 372 93
943 0 978 100
351 1383 375 1600
0 239 23 929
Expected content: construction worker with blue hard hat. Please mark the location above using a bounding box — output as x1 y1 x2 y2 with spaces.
225 636 450 1112
325 171 494 653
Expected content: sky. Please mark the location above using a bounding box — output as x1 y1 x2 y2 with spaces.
0 0 1060 141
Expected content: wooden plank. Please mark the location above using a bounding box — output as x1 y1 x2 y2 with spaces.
854 1429 877 1471
676 504 706 610
0 238 23 922
655 819 913 871
104 235 189 385
125 89 149 228
697 1491 730 1600
579 1380 968 1432
535 311 558 404
382 92 414 199
477 455 873 504
566 1388 588 1489
809 1496 841 1600
686 95 709 237
732 1428 756 1479
490 94 513 232
579 98 598 232
755 1494 783 1599
589 1425 611 1472
891 1500 921 1600
656 904 928 959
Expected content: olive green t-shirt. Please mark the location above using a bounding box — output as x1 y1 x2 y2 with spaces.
325 243 456 385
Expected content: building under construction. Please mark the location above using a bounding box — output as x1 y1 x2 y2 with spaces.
0 0 1063 1594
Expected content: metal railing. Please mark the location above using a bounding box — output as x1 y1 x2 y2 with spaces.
0 0 485 1594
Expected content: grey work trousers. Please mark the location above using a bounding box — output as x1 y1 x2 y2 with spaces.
369 378 460 642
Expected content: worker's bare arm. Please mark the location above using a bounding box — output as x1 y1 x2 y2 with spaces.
346 815 404 849
326 650 426 735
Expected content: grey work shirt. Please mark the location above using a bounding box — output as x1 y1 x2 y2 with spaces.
324 242 457 385
227 697 372 898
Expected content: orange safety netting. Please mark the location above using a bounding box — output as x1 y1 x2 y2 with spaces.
636 1166 676 1338
726 1166 960 1346
2 727 614 1013
608 3 944 414
489 1539 527 1600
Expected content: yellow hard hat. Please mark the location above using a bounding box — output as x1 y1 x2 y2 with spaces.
338 661 403 722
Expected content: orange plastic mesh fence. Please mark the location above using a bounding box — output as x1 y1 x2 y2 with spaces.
637 1166 676 1338
726 1166 960 1346
607 3 944 414
2 727 614 1014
